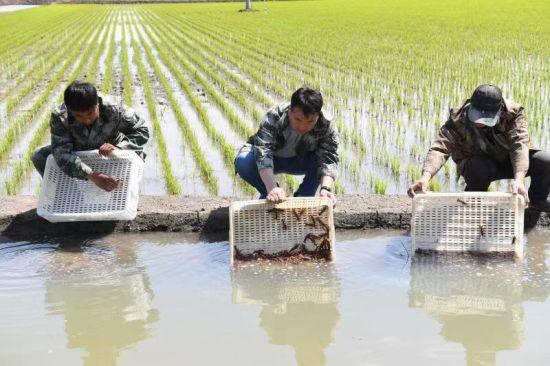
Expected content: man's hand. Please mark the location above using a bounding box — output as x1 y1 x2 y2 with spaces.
320 188 337 206
88 172 120 192
266 187 286 203
407 178 429 198
512 179 529 204
99 143 117 156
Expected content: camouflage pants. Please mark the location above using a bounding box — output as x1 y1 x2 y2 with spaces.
31 145 52 177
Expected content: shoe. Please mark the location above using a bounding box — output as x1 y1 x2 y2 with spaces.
529 199 550 212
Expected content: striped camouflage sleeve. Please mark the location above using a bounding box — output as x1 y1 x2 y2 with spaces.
50 112 92 180
249 105 285 171
113 105 150 159
316 122 339 179
421 121 455 178
504 106 530 176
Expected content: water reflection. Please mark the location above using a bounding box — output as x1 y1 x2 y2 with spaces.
231 262 340 366
409 239 549 366
43 237 158 366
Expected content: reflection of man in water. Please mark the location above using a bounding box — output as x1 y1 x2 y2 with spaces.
409 253 534 366
260 302 338 365
232 263 340 366
44 237 158 366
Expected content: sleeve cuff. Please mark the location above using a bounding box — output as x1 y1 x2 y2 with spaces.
319 165 338 180
257 157 274 170
77 164 93 180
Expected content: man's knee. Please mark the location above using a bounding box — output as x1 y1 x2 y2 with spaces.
531 151 550 173
462 157 493 187
31 146 51 176
234 148 256 177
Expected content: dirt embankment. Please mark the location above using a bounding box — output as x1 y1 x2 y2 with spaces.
0 195 548 239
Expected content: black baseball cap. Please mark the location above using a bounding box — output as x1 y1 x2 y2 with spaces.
467 84 504 127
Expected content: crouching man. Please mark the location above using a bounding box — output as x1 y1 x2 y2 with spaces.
235 87 339 204
32 81 149 192
408 84 550 211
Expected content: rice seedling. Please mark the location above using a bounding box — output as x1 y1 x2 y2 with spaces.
2 1 548 196
134 24 218 194
120 19 133 106
138 16 255 195
129 23 181 195
0 20 104 165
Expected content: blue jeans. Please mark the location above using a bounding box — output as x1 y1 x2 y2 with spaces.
235 146 320 198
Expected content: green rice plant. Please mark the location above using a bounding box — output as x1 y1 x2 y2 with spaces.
101 17 117 94
143 11 300 192
4 1 550 196
155 11 360 188
139 18 255 196
4 11 110 194
0 6 84 75
134 26 218 194
428 179 442 192
406 164 421 181
86 15 114 86
388 155 401 177
142 10 272 110
368 175 387 195
2 14 98 119
167 12 366 158
120 19 133 106
443 161 451 177
129 24 180 195
175 15 362 116
0 19 105 166
0 13 90 102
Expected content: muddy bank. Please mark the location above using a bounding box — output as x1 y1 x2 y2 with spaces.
0 195 547 238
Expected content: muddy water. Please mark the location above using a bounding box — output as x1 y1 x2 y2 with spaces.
0 230 548 366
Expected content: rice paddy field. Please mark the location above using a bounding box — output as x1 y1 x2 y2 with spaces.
0 0 549 197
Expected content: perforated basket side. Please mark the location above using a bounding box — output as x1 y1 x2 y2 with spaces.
411 192 524 255
229 197 334 264
37 150 143 222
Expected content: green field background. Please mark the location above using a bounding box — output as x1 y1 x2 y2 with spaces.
0 0 548 196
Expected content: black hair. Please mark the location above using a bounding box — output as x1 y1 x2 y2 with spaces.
64 81 98 112
290 87 323 116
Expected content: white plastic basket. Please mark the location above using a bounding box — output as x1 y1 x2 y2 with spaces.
411 192 524 255
229 197 335 264
37 150 143 222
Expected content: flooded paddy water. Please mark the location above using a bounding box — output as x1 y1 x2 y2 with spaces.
0 230 548 365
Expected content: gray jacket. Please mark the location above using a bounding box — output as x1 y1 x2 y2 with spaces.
50 94 149 179
247 104 339 179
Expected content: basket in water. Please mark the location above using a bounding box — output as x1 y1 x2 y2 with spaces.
411 192 524 256
229 197 335 264
37 150 143 222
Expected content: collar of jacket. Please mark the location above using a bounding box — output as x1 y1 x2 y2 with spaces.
451 98 514 125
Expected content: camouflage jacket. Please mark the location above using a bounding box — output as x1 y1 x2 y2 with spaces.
247 104 339 179
422 99 530 178
50 95 149 179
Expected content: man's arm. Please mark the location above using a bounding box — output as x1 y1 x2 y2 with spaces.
50 112 93 180
421 123 455 179
505 106 530 202
249 106 285 196
505 106 530 177
250 106 283 170
113 106 150 154
408 121 456 197
315 122 339 182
